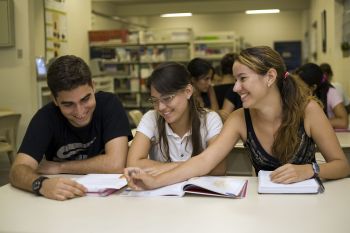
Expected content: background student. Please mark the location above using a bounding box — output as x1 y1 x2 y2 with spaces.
320 63 350 114
297 63 348 129
127 62 226 176
125 46 350 190
187 58 219 111
216 53 242 121
10 55 132 201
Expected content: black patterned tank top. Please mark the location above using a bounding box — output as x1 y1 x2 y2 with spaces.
243 109 316 174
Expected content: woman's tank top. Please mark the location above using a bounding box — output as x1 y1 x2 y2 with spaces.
243 109 316 174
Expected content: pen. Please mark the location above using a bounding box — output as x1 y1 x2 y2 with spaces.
315 177 325 193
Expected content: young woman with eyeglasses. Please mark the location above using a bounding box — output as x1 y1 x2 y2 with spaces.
126 62 226 176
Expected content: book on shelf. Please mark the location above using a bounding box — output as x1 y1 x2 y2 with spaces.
258 170 323 194
75 174 127 197
121 176 248 198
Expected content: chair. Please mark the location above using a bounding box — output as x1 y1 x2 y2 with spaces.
225 147 254 176
128 110 143 127
0 113 21 164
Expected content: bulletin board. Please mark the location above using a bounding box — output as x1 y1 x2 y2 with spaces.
44 0 68 61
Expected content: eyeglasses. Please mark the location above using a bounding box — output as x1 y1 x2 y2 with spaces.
148 94 176 106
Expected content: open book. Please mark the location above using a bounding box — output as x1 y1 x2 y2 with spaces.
258 170 322 194
75 174 127 196
121 176 248 198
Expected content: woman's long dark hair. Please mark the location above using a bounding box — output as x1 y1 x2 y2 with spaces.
187 58 214 80
147 62 207 162
296 63 332 114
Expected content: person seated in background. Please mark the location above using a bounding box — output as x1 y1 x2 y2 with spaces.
215 53 242 121
127 62 226 176
124 46 350 191
187 58 219 111
320 63 350 114
212 53 237 108
296 63 348 129
9 55 132 201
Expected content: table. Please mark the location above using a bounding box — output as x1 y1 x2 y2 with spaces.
1 176 349 233
336 132 350 160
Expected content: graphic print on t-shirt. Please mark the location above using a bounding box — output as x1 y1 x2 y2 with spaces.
56 137 96 160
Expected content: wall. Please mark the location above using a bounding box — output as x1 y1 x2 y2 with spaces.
0 0 35 147
309 0 349 93
91 2 147 31
0 0 91 147
91 3 303 48
65 0 91 61
146 11 303 48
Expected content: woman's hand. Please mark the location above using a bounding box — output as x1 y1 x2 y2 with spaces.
270 163 314 184
124 167 159 190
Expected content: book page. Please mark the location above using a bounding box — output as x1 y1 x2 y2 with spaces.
121 181 187 197
184 176 247 197
75 174 127 193
258 170 319 194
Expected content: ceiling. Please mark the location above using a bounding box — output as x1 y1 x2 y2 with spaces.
91 0 310 17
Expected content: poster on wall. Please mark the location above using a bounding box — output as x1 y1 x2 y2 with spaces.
44 0 68 62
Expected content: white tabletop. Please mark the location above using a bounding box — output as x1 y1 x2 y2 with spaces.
336 132 350 148
1 176 349 233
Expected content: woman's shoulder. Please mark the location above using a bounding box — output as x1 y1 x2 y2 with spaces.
224 108 246 128
137 110 158 135
305 99 323 113
140 110 158 123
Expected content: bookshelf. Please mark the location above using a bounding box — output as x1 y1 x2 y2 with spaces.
193 31 238 63
88 28 194 112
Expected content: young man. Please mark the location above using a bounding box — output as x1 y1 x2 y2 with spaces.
9 55 132 201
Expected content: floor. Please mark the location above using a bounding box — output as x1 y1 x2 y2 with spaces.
0 153 11 186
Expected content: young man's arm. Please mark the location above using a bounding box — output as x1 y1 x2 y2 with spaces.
37 136 129 174
9 153 86 201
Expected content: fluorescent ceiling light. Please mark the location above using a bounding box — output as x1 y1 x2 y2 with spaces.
245 9 280 14
161 13 192 17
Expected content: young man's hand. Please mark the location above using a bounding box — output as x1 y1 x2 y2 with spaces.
40 177 87 201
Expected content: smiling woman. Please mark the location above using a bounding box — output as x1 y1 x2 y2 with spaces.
127 62 226 176
124 46 350 191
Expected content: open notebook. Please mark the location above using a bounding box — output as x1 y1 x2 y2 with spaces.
258 170 322 194
75 174 127 196
121 176 248 198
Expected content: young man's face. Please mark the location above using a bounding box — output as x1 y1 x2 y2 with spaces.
54 84 96 128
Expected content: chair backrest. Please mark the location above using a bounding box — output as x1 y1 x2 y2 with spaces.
128 110 143 127
0 113 21 153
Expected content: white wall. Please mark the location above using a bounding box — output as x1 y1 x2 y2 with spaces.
146 11 303 48
65 0 91 62
309 0 350 93
0 0 36 146
0 0 91 146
